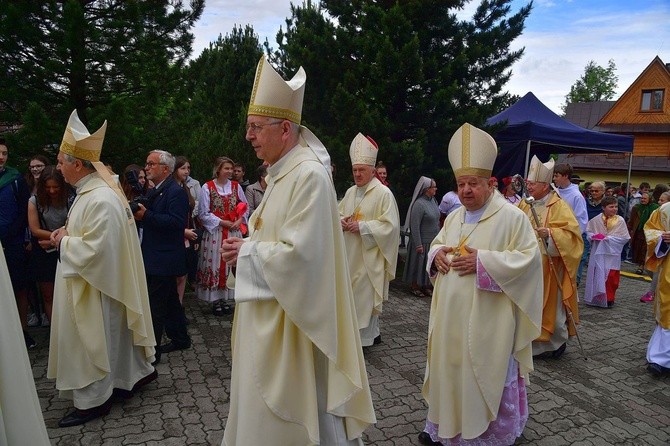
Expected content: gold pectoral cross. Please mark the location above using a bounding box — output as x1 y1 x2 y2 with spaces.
253 216 263 230
351 207 362 222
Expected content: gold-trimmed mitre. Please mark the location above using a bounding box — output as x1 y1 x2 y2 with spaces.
60 110 107 162
527 155 554 183
248 57 305 125
349 133 378 166
448 123 497 178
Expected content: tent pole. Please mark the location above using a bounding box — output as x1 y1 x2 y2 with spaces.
624 152 633 213
524 140 531 176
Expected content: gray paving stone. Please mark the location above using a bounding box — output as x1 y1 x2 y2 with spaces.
23 262 670 445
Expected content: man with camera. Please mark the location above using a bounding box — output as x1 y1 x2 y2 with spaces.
134 150 191 363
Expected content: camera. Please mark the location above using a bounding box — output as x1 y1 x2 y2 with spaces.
125 170 149 213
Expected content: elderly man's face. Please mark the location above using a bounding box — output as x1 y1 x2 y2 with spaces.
590 185 605 201
145 152 170 184
245 115 286 165
526 180 550 200
352 164 375 187
457 175 492 211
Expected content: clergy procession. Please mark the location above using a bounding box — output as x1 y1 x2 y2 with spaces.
2 56 669 446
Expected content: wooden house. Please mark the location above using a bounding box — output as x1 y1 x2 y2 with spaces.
560 56 670 186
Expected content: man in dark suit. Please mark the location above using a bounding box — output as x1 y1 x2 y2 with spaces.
134 150 191 363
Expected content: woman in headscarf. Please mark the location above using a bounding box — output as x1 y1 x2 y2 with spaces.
402 176 440 297
628 191 658 274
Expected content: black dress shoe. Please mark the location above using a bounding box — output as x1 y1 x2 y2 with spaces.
647 362 670 377
552 343 567 359
418 431 442 445
113 369 158 400
151 352 161 366
607 301 615 308
58 402 111 428
132 369 158 392
373 335 382 345
158 341 191 354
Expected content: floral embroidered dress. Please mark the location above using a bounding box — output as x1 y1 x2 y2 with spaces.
196 179 246 303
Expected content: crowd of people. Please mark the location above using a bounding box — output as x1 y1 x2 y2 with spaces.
1 56 669 445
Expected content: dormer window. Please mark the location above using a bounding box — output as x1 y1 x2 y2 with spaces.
641 89 664 111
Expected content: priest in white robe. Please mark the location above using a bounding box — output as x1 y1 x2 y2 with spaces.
339 133 399 347
48 111 157 428
220 57 375 445
419 123 543 446
0 243 50 444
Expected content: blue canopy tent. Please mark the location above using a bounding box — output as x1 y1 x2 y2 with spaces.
486 92 634 180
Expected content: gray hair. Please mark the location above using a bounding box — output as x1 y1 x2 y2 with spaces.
590 181 605 191
149 150 175 173
63 153 94 170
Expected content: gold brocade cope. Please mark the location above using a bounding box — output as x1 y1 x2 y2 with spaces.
518 193 582 338
643 203 670 328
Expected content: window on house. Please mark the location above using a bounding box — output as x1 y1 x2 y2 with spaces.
641 89 664 111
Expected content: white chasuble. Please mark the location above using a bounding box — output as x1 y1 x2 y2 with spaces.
424 193 543 440
339 178 400 329
47 174 156 393
0 245 50 445
224 145 375 445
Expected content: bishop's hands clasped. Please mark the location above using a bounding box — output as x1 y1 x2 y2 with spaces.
433 245 478 277
340 216 361 234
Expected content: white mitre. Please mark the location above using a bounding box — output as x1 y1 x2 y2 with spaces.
448 123 497 178
527 155 555 183
248 57 305 124
349 133 378 166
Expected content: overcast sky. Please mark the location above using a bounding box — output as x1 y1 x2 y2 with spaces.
191 0 670 114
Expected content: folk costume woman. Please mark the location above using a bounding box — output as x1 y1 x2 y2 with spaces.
196 157 248 315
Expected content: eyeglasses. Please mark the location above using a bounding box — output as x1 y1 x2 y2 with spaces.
145 161 166 168
29 164 45 170
245 121 282 134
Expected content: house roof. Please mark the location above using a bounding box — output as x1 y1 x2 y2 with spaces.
557 153 670 173
563 101 615 129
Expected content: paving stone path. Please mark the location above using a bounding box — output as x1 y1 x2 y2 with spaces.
28 263 669 445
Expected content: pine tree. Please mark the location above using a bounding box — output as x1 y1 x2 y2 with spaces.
0 0 204 165
175 25 265 180
271 0 530 209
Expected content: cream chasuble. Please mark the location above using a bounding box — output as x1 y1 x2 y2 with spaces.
224 145 375 445
519 192 582 345
48 173 156 391
644 204 670 328
338 178 400 329
0 245 50 445
423 193 542 440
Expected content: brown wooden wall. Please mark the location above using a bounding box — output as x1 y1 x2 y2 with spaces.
633 134 670 156
601 61 670 125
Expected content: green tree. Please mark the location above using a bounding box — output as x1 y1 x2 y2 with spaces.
270 0 530 210
0 0 204 167
174 25 265 181
562 59 618 112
